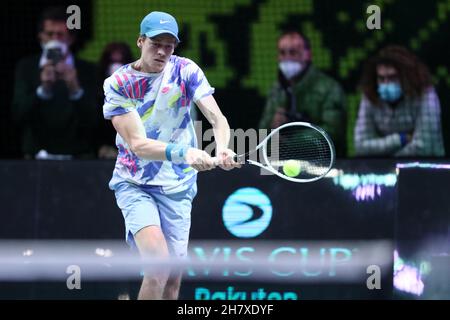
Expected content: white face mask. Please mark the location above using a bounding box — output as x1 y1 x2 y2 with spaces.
279 60 303 80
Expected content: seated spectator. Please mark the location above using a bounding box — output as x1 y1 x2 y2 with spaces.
11 6 98 159
355 45 445 157
97 42 134 159
259 30 346 156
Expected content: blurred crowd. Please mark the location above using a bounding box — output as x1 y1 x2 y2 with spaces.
11 7 446 160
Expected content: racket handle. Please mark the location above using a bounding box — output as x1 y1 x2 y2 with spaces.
213 155 243 166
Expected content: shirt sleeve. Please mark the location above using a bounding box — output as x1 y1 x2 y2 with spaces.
319 81 346 156
259 83 285 129
395 88 445 157
103 75 135 120
354 95 402 156
181 58 215 103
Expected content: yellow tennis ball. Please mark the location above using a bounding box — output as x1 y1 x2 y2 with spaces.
282 160 301 177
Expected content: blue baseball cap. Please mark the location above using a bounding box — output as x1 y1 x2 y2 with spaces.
140 11 180 42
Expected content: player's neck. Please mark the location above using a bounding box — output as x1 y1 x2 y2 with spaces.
132 59 158 74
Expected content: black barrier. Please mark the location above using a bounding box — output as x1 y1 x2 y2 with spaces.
0 160 448 299
394 164 450 299
186 160 396 299
0 161 121 239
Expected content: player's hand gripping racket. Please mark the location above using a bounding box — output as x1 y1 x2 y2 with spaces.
232 122 335 182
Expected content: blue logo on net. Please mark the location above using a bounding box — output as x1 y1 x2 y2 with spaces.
222 188 272 238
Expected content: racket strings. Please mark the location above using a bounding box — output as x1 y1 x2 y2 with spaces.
265 126 333 179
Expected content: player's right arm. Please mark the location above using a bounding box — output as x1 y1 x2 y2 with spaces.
111 111 166 160
111 111 215 171
104 75 215 170
110 109 215 171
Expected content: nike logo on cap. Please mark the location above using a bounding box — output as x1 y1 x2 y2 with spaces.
160 19 170 24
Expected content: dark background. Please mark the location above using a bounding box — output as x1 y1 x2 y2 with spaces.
0 0 449 300
1 0 449 158
0 159 448 299
0 159 396 299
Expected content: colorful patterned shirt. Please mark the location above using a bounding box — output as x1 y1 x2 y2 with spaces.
103 55 214 194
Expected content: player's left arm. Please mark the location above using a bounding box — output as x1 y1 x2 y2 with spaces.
196 95 240 170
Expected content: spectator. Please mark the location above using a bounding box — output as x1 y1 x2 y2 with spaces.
259 30 346 156
97 42 134 159
11 6 98 159
355 45 445 157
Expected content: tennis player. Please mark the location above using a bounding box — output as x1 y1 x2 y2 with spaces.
103 11 240 299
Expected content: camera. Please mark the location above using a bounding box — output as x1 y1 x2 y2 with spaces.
43 40 66 65
46 47 64 65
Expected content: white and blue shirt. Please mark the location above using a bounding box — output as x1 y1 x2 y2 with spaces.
103 55 214 194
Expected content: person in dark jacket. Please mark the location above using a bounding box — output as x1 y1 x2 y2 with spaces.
12 6 98 159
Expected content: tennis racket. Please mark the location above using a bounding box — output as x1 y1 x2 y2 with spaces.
229 122 335 183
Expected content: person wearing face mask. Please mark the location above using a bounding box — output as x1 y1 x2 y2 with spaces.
354 45 445 157
11 6 98 159
259 30 346 156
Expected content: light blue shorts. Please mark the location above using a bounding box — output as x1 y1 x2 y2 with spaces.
110 180 197 258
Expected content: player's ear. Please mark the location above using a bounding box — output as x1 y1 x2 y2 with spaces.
137 36 145 49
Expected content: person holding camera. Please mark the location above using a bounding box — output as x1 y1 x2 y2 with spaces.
12 6 98 159
259 31 346 156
